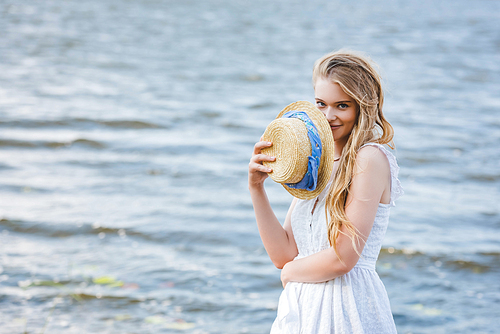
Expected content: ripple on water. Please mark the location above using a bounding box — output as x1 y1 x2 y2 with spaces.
1 0 500 333
378 247 499 274
0 118 168 130
0 138 106 149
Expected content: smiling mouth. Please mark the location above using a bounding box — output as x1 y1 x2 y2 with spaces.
330 125 341 129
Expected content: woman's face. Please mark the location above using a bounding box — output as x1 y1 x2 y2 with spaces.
314 78 358 150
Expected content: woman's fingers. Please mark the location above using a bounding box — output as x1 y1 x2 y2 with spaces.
248 141 275 186
252 153 276 163
253 141 272 155
250 154 275 172
249 161 272 173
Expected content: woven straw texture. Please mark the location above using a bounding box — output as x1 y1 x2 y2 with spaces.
262 101 335 200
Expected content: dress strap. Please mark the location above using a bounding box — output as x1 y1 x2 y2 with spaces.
359 143 404 206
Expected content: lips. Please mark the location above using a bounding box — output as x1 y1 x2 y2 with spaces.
330 125 341 130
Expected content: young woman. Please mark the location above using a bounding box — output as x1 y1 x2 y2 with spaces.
248 50 403 333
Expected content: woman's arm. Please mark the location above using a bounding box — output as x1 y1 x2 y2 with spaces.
249 140 299 269
280 146 391 286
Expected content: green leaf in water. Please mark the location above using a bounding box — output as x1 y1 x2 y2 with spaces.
145 316 166 324
423 308 442 316
164 321 196 330
92 276 123 287
410 303 442 316
115 314 132 321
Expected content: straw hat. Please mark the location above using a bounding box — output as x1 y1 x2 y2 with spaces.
262 101 335 200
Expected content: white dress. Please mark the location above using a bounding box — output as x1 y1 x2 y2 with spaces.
270 143 404 334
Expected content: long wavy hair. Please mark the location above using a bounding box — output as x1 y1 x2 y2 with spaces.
312 50 394 260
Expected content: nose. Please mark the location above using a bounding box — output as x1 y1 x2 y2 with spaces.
322 107 337 122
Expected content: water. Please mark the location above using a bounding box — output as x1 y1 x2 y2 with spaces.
0 0 499 333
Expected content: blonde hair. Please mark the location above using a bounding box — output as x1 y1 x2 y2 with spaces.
312 50 394 260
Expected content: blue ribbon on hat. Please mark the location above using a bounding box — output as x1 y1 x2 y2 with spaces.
282 111 322 191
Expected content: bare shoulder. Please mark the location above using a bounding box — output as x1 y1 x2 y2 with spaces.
350 145 391 201
354 145 390 175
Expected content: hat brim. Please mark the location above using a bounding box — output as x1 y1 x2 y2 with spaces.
263 101 335 200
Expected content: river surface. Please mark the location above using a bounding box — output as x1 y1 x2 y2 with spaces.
1 0 499 333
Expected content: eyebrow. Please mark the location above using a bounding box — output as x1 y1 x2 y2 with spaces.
315 98 353 104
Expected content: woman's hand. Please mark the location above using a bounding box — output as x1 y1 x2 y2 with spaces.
281 262 291 288
248 140 275 188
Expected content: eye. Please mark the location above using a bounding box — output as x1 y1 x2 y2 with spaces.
316 101 326 108
338 103 349 109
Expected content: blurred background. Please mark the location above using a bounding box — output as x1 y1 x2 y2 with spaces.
0 0 499 333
